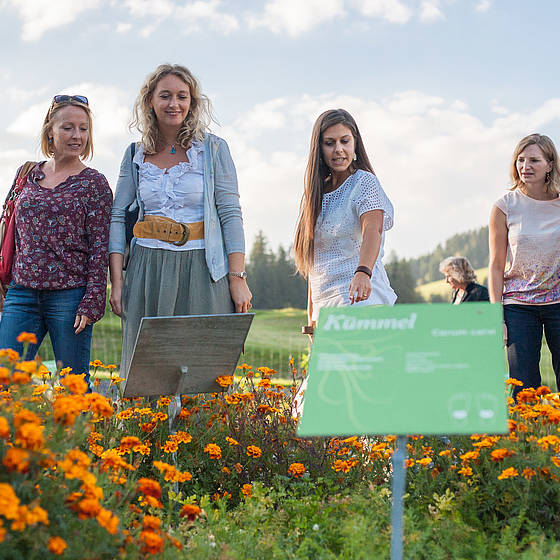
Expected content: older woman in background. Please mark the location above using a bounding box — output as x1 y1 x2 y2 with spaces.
439 256 489 304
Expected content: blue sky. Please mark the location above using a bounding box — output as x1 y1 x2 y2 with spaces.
1 0 559 259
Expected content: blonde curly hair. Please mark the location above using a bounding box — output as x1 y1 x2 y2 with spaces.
439 256 477 285
130 64 213 154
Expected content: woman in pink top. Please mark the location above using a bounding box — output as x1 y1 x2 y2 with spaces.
489 134 560 394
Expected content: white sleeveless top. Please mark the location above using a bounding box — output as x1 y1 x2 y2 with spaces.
494 189 560 304
134 141 205 251
309 170 397 321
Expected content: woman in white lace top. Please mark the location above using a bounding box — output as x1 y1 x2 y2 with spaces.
294 109 396 336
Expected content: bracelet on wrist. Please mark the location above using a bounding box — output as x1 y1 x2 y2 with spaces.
301 325 314 335
354 265 372 278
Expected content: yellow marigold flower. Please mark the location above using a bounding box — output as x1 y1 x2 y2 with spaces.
438 450 451 457
237 363 252 371
538 435 560 451
246 445 262 458
48 536 67 555
241 483 252 497
417 457 432 467
110 375 124 386
16 422 44 451
552 456 560 468
2 448 30 473
32 384 48 396
506 378 523 387
106 364 117 370
15 361 37 374
97 508 119 535
139 530 164 555
522 468 537 479
179 503 202 521
226 436 239 446
257 379 271 388
117 409 134 420
498 467 519 480
404 459 415 468
204 443 222 460
101 449 135 472
170 431 192 444
222 466 231 474
216 375 234 387
459 451 480 463
119 436 142 451
0 416 9 439
332 459 352 473
162 440 179 454
16 332 37 344
133 443 151 456
490 448 515 462
458 466 473 477
288 463 305 478
90 360 104 368
60 373 88 395
156 396 171 407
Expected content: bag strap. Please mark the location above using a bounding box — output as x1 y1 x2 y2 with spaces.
17 161 36 180
2 161 36 214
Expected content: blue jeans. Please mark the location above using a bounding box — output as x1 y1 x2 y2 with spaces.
0 283 93 383
504 303 560 394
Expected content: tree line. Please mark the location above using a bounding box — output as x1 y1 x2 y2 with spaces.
246 226 489 309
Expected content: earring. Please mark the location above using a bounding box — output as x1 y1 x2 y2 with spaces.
353 153 357 161
545 171 551 183
48 138 53 144
150 108 155 117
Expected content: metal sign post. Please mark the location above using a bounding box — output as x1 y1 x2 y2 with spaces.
390 436 408 560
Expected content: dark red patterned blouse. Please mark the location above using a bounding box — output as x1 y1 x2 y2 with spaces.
13 163 113 322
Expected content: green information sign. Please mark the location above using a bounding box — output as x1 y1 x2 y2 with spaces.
297 303 509 437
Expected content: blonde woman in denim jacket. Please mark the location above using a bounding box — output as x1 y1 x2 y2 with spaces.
108 64 251 379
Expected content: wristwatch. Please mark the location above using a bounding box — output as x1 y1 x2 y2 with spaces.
229 271 248 279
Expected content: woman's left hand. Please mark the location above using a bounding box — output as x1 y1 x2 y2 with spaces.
349 272 371 304
74 314 93 334
229 277 252 313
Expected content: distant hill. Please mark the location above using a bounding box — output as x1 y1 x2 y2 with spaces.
417 267 489 303
407 226 489 285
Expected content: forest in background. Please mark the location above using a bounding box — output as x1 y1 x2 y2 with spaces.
246 226 490 309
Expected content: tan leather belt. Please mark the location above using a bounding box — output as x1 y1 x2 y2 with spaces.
133 215 204 246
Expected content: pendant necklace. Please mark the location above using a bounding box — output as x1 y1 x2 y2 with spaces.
170 144 176 154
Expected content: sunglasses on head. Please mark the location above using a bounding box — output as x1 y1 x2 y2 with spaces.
53 95 89 106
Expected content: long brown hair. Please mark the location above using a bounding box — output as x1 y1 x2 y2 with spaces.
130 63 213 154
509 133 560 195
293 109 375 276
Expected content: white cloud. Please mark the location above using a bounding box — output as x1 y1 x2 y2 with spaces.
352 0 413 24
247 0 345 36
419 0 445 23
116 22 132 33
2 0 103 41
475 0 491 13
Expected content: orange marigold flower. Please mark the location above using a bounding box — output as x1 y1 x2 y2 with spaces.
179 503 202 521
241 484 252 497
226 436 239 446
119 436 142 451
256 366 276 377
538 435 560 451
221 466 231 474
216 375 234 387
416 457 432 467
490 448 515 462
522 467 537 479
459 451 480 463
505 378 523 387
498 467 519 480
15 422 44 451
552 456 560 468
90 360 104 368
0 367 10 385
2 447 30 473
48 536 67 555
246 445 262 458
143 515 161 531
458 466 473 477
53 395 87 426
404 459 415 468
204 443 222 459
156 397 171 407
0 484 20 520
139 530 164 555
32 384 48 396
60 373 89 395
97 508 119 535
536 386 552 396
288 462 305 478
171 431 192 444
85 393 113 418
233 462 243 474
11 371 31 385
162 440 179 454
0 417 10 439
16 332 37 345
438 450 451 457
332 459 352 473
257 379 271 388
0 349 19 361
237 363 252 371
138 478 162 499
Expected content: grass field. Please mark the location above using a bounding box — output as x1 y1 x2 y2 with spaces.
36 302 556 389
417 266 489 301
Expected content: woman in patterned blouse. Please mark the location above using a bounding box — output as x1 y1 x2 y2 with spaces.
0 95 113 386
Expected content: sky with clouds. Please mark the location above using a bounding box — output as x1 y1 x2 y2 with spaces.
1 0 559 260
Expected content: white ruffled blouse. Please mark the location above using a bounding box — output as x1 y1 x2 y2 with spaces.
134 140 205 251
